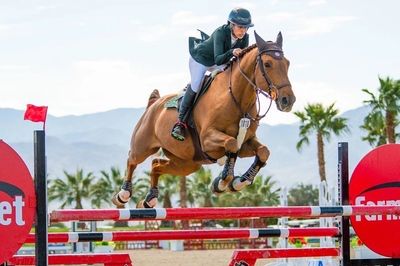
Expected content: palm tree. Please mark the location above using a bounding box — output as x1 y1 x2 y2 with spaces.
361 76 400 146
288 183 319 206
178 176 188 208
360 111 387 147
156 174 179 228
216 193 241 207
157 174 178 208
216 175 280 228
90 167 122 209
235 175 280 207
91 169 149 227
295 103 349 182
187 167 217 207
48 168 95 209
90 167 147 208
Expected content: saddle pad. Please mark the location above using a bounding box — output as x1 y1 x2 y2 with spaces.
164 95 182 109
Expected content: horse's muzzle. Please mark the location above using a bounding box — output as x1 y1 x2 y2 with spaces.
277 95 296 112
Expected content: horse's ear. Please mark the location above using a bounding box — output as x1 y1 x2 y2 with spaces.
276 31 283 48
254 31 267 52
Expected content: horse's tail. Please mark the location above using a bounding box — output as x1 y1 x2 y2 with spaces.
146 89 160 109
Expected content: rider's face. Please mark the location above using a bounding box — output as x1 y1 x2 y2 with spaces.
231 24 248 39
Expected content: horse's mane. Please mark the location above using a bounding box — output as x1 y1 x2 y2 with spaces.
238 43 258 58
224 44 257 70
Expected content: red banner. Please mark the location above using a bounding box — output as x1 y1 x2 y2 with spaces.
23 104 48 123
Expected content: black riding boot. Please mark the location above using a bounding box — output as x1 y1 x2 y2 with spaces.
171 85 197 141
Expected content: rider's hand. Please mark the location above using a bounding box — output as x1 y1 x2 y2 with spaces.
233 48 242 57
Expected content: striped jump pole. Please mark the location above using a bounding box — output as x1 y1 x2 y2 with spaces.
229 247 340 266
7 253 132 266
50 205 400 222
24 227 340 243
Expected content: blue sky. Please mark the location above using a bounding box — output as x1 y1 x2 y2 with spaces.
1 0 399 124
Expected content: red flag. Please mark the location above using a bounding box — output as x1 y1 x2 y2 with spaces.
24 104 48 123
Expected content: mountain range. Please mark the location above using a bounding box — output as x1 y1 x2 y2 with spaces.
0 105 373 190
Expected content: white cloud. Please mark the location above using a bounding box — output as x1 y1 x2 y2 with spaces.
35 5 58 11
259 80 364 125
288 16 357 38
307 0 327 6
291 80 364 113
74 60 132 73
65 60 144 114
143 71 189 95
133 11 218 42
77 21 87 27
0 24 10 31
183 29 204 38
265 12 297 23
137 11 219 42
230 2 257 9
129 19 143 26
291 63 312 70
51 60 188 115
268 0 284 6
136 24 171 42
0 57 186 116
1 0 396 123
258 11 357 39
0 65 31 71
171 11 218 26
0 24 11 37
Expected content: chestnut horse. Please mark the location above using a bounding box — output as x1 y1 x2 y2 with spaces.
112 32 296 208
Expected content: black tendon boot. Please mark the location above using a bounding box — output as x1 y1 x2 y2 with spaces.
171 85 197 141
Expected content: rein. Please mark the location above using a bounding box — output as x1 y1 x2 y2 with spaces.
228 51 289 122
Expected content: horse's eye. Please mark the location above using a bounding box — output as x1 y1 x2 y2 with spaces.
264 62 272 68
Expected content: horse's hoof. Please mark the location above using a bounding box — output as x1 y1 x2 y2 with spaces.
112 193 126 208
211 175 225 194
228 176 251 192
211 175 234 194
136 200 155 209
228 176 242 192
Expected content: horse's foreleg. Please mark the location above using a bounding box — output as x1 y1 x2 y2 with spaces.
202 129 240 154
112 156 137 208
202 129 240 194
211 152 238 193
229 137 270 192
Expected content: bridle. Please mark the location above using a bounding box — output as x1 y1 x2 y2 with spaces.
228 47 291 123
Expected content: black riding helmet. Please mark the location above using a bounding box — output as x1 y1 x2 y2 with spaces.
228 8 254 27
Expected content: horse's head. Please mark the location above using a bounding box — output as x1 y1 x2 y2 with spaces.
254 31 296 112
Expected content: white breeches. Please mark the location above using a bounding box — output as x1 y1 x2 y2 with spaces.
189 56 225 93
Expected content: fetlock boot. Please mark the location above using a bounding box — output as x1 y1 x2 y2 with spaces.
171 85 197 141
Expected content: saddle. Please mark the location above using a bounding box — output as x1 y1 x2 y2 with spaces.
164 69 223 162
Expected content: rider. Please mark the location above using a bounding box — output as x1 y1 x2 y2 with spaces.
171 7 254 141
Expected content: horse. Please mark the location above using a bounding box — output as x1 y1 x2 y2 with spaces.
112 31 296 208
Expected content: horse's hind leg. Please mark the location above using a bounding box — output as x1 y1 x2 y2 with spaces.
112 145 159 207
136 158 168 208
112 154 137 208
137 156 201 208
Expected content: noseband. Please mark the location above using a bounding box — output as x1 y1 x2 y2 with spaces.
228 47 291 122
